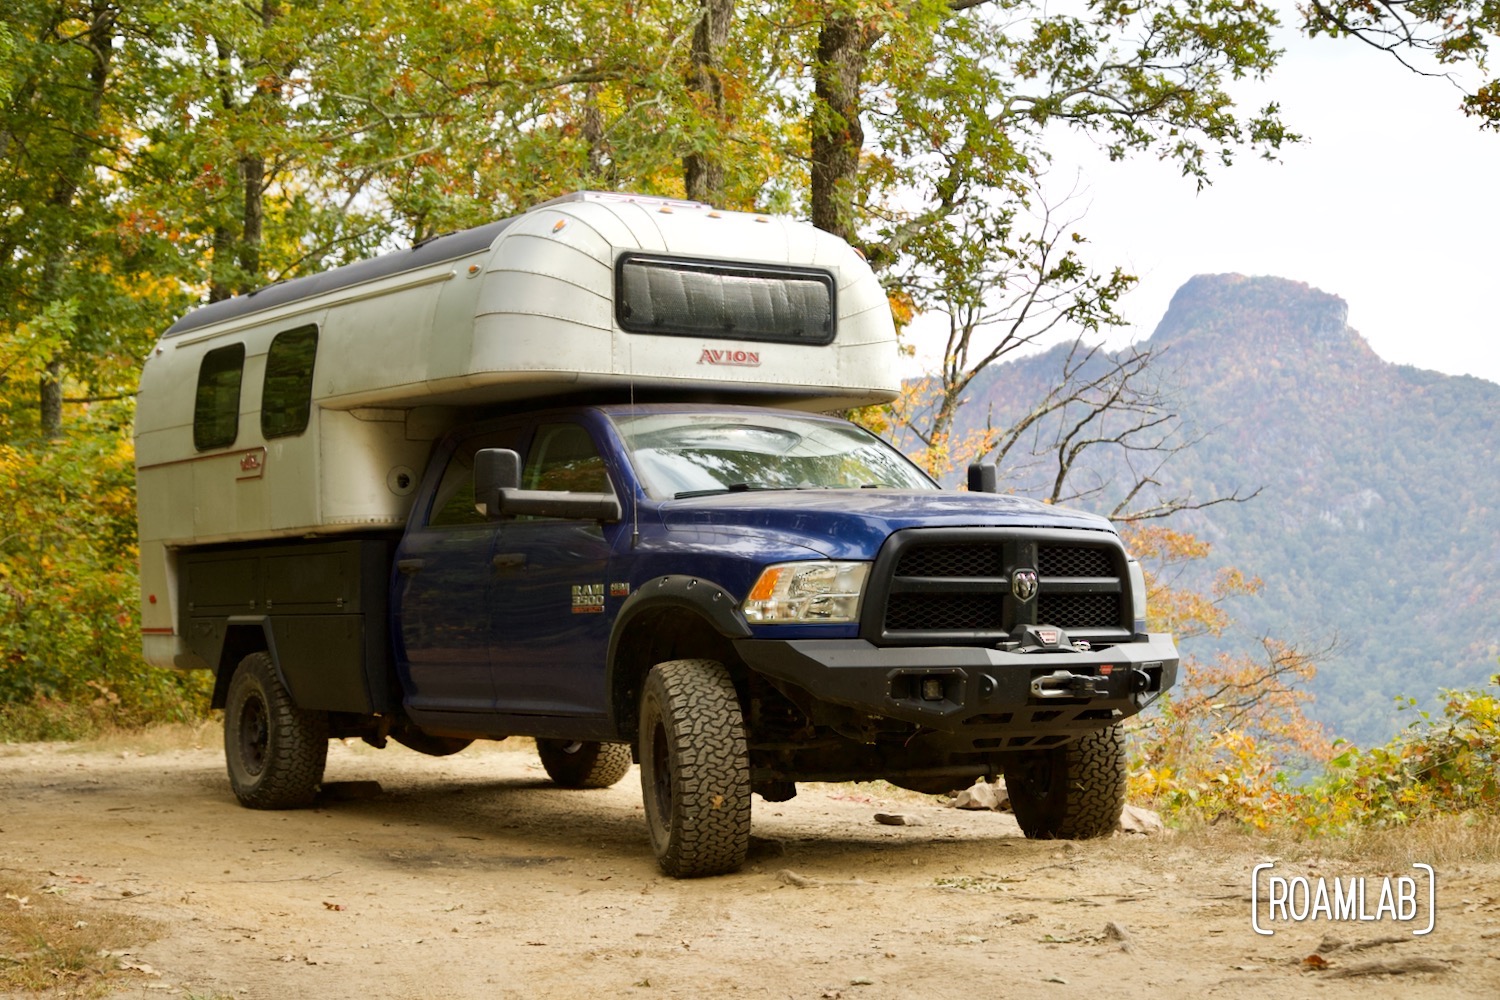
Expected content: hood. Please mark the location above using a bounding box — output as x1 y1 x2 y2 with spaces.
658 489 1115 559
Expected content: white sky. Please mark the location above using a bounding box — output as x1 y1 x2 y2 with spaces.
910 17 1500 386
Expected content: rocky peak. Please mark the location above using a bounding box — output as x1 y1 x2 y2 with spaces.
1147 274 1366 364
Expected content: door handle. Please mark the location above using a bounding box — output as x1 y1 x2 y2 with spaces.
396 558 424 574
492 552 527 571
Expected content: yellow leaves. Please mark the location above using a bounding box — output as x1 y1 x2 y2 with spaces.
844 403 892 437
1119 524 1210 563
886 288 915 329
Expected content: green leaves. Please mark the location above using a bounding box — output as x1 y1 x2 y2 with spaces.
1300 0 1500 125
0 411 211 737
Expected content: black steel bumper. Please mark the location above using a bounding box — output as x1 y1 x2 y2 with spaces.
734 633 1179 748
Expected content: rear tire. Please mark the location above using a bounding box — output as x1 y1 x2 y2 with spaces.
1003 724 1126 839
223 652 328 809
536 739 633 789
638 659 750 878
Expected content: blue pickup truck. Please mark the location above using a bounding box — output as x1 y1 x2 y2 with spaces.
137 195 1178 877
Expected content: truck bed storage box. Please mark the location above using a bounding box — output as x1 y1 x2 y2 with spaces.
179 540 395 714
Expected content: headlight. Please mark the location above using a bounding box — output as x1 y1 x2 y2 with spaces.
743 561 870 624
1127 556 1148 633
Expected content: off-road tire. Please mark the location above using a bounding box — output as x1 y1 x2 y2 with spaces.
223 652 328 809
1003 724 1126 839
536 739 633 789
638 659 751 878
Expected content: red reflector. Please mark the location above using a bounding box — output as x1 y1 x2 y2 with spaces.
1100 664 1114 676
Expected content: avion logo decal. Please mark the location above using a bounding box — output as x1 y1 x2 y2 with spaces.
698 348 761 367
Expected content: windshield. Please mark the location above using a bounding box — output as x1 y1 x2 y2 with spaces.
610 410 937 500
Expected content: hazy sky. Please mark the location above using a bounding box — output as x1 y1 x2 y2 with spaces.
1053 19 1500 386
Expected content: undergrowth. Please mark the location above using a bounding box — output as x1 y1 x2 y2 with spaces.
0 877 158 997
1131 673 1500 840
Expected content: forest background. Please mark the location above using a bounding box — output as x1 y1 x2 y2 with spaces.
2 0 1498 834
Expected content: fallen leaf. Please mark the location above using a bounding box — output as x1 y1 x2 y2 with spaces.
1302 954 1330 971
322 901 345 911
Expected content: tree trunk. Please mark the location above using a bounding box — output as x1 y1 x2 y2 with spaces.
582 82 614 184
37 1 115 439
683 0 733 204
810 7 877 246
238 152 265 289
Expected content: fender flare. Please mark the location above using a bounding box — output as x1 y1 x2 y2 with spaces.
605 575 751 720
608 575 752 664
208 616 287 709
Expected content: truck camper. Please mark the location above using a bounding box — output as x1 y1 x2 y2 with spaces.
136 192 1178 877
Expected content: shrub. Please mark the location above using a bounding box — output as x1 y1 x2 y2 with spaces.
0 412 210 740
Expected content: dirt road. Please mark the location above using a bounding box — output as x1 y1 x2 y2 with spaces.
2 736 1496 999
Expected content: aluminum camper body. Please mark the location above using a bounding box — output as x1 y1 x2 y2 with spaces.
135 193 898 668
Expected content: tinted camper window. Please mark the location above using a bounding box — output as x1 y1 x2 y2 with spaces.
193 343 245 451
616 254 835 345
261 325 318 439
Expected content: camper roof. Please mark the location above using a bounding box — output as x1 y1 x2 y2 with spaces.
163 193 719 339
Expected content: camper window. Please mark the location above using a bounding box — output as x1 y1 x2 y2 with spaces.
261 325 318 439
615 254 835 345
193 343 246 451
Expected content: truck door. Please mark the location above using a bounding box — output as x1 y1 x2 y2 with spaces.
391 428 520 716
488 420 622 720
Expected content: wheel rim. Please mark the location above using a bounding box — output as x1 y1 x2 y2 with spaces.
649 719 672 828
237 693 269 777
1014 753 1054 800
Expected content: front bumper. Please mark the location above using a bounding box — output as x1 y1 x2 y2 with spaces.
734 633 1179 748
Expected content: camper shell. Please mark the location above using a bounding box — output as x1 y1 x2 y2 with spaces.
136 193 897 668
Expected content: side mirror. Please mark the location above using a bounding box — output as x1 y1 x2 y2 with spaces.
474 448 522 517
473 447 623 523
499 490 623 522
967 462 999 493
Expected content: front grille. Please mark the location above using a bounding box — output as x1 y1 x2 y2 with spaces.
894 546 1003 577
870 530 1128 645
885 593 1005 631
1037 592 1119 629
1038 545 1111 577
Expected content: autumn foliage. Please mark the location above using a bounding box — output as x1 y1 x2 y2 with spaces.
1122 523 1500 833
0 406 209 739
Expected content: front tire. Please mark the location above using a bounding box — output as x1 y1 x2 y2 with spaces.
536 739 632 789
1003 724 1126 839
638 659 751 878
224 652 328 809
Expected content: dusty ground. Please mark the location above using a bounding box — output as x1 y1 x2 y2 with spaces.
2 736 1497 1000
